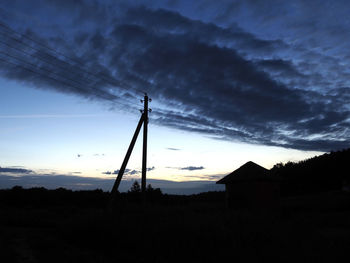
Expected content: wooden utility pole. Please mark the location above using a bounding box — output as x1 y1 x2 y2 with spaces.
110 93 151 198
111 113 145 196
141 94 149 193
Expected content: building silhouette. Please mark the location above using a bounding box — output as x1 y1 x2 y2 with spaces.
217 161 280 209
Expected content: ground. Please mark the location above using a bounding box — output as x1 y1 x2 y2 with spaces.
0 190 349 262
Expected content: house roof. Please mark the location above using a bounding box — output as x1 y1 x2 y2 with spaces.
216 161 277 184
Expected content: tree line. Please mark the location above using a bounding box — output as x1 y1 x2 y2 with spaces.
271 148 350 196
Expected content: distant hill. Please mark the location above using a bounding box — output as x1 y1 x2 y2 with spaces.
271 148 350 196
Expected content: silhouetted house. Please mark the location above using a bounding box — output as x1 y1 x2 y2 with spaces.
216 161 280 209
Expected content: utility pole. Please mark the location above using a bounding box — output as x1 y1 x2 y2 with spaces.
141 93 151 193
110 93 151 199
110 113 145 196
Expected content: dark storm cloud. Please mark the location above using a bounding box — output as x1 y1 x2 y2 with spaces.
255 59 305 80
0 0 349 152
123 6 288 55
107 7 349 151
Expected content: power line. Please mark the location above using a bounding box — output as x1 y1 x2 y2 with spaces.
0 54 115 101
0 35 83 79
0 41 120 101
0 55 139 112
0 47 102 97
0 27 121 90
0 30 133 103
0 21 146 95
0 25 144 109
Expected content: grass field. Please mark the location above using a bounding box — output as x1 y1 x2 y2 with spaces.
1 189 349 262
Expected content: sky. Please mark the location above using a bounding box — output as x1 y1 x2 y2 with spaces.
0 0 349 194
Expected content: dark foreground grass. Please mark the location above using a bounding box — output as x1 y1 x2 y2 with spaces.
0 190 350 263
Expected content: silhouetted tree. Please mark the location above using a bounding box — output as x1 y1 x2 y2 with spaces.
129 181 141 193
146 183 153 192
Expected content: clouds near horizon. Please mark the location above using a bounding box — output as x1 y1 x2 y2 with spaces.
0 166 33 174
102 166 155 177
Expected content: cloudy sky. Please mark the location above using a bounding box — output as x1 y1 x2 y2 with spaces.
0 0 349 193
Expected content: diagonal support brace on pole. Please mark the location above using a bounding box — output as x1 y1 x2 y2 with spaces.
111 113 145 196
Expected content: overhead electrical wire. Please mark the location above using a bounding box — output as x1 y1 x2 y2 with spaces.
0 53 118 101
0 47 100 94
0 54 137 112
0 39 135 108
0 23 124 90
0 22 148 111
0 40 121 102
0 21 146 95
